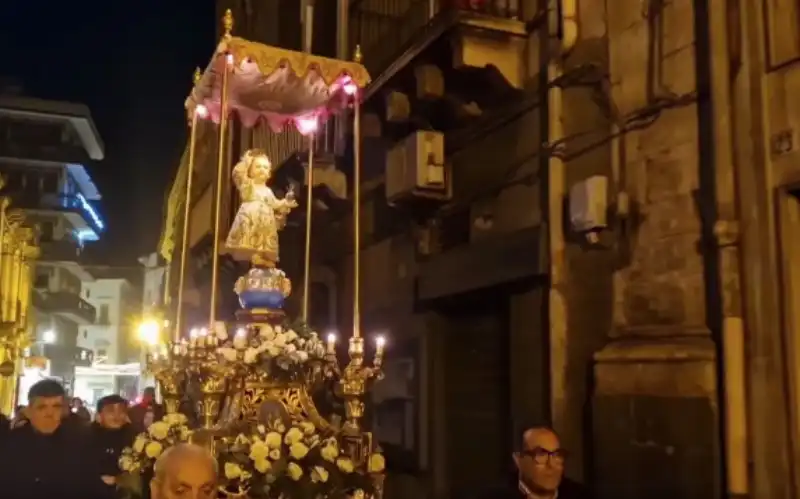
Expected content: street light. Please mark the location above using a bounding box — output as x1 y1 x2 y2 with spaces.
42 330 56 344
137 319 161 347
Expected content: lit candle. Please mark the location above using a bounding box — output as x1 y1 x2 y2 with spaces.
375 336 386 358
233 328 248 349
326 333 337 354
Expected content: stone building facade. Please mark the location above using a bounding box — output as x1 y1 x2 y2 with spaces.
158 0 800 497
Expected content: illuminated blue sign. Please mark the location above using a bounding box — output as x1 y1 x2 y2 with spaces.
76 193 105 230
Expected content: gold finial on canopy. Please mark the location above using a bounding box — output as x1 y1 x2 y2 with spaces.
353 45 363 64
193 67 202 84
223 9 234 38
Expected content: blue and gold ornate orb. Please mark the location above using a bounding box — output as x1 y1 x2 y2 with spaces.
234 267 292 310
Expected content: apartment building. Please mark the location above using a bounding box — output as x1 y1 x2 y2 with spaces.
0 90 104 391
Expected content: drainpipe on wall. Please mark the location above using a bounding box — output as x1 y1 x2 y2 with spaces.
546 0 578 476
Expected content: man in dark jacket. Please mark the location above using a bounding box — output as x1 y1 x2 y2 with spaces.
480 426 591 499
0 379 107 499
91 394 136 493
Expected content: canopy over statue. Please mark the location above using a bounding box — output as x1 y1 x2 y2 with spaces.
185 11 371 130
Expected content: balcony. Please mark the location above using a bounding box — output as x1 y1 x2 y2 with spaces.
29 343 95 367
0 140 93 166
38 239 83 263
9 192 104 240
350 0 527 93
33 291 96 324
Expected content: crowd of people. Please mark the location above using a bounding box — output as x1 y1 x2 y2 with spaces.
0 378 587 499
0 380 181 499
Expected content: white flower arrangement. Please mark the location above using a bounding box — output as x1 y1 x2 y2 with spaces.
214 321 327 378
217 418 384 499
118 413 193 474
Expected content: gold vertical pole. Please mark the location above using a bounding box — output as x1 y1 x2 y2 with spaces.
352 45 362 339
210 10 234 327
0 199 7 321
302 134 315 323
176 68 203 340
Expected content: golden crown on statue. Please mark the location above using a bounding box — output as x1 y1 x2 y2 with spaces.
125 9 382 499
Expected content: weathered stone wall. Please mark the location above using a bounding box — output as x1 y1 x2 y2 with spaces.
584 0 722 496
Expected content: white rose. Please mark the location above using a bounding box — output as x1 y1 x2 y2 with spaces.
148 422 169 440
264 432 282 449
296 351 309 362
145 441 163 459
320 444 337 462
266 346 280 357
254 459 271 474
224 462 243 480
284 330 298 342
218 347 237 362
336 457 355 473
289 442 309 460
284 427 303 445
286 462 303 481
243 348 259 364
259 324 275 339
274 325 283 334
311 466 329 483
163 413 187 426
132 435 147 453
118 455 134 472
249 440 270 462
284 344 297 354
368 453 386 473
298 421 315 435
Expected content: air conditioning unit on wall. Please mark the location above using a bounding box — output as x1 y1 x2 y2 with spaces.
385 131 452 204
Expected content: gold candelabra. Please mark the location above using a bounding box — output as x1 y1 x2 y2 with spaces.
146 330 233 427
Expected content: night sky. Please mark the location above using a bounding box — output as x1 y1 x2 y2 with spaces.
0 2 217 266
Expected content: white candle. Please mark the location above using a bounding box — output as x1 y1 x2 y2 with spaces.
326 333 336 354
375 336 386 357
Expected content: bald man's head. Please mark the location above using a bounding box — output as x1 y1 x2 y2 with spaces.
513 426 565 494
151 444 217 499
522 427 560 451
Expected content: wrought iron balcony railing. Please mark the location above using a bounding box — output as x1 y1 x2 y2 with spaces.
349 0 521 79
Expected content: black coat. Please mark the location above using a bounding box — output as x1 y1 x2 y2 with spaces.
0 422 108 499
478 477 592 499
90 423 135 476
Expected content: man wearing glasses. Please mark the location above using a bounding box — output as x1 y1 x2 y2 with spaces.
506 426 590 499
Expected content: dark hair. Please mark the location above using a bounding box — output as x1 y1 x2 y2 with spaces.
28 379 65 402
97 394 128 413
143 386 156 396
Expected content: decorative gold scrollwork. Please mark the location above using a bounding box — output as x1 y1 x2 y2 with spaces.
236 381 330 430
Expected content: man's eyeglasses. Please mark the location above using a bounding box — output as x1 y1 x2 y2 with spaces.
520 447 568 465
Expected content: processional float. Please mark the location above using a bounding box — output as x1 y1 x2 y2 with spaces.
121 10 384 499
